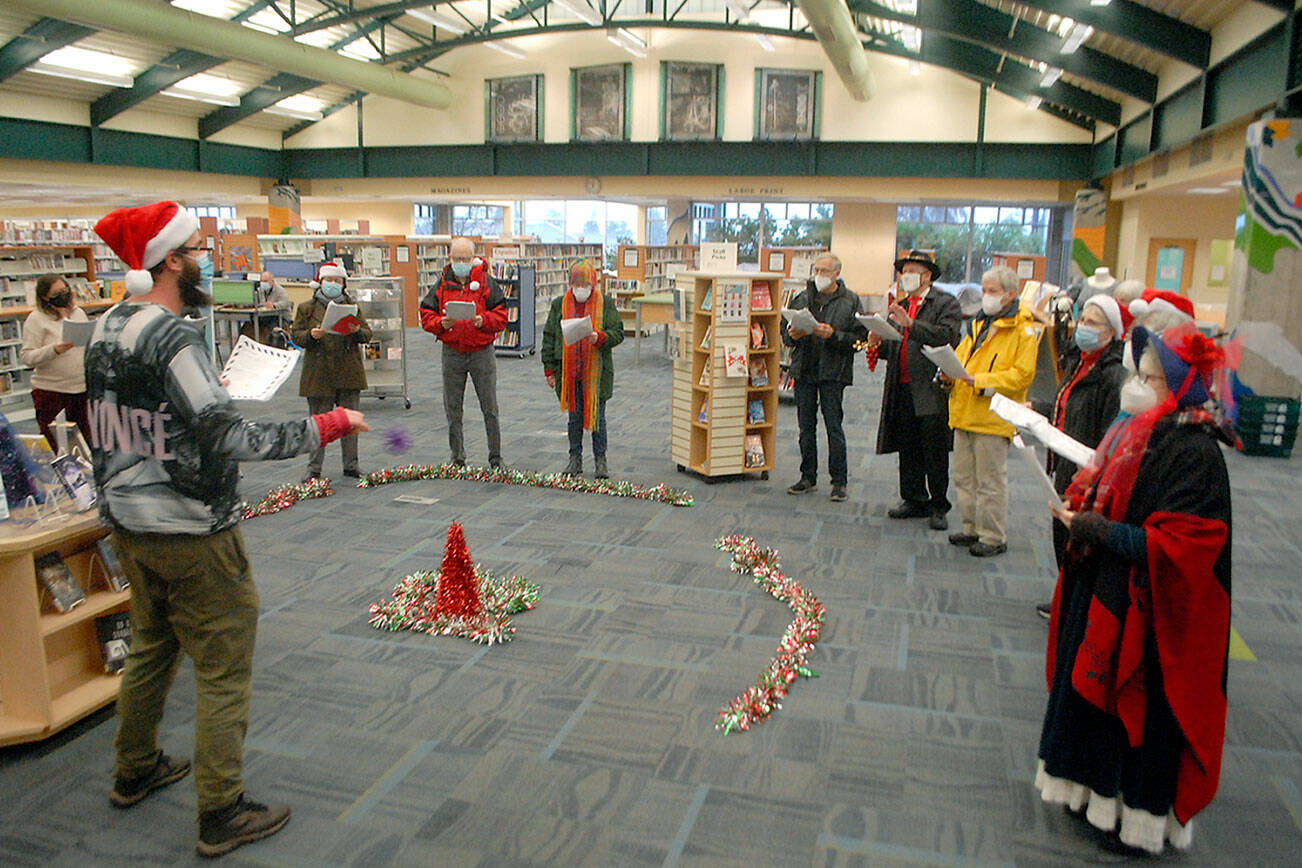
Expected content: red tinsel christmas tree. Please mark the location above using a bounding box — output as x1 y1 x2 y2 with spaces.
433 521 482 619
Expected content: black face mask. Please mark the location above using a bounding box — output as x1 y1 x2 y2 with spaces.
177 256 209 310
47 291 72 308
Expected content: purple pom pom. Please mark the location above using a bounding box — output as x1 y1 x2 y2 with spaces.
383 426 414 455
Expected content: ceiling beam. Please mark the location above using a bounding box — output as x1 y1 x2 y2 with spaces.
90 50 225 125
198 72 320 139
282 90 365 140
1008 0 1210 68
0 17 95 83
851 0 1157 103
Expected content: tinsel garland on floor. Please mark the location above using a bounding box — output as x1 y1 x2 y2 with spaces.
368 567 539 644
714 534 825 734
241 477 334 519
357 462 695 507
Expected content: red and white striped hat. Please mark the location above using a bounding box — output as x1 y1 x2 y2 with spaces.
94 201 199 295
316 261 347 282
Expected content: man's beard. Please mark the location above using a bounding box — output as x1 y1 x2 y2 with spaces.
177 257 209 309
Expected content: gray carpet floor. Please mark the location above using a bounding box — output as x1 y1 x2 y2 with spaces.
2 324 1301 866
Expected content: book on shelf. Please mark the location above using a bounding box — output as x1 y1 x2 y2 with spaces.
95 611 132 674
697 400 709 423
744 434 766 468
724 345 747 377
699 286 713 312
748 358 770 387
35 552 86 614
700 325 712 350
750 281 773 311
94 537 129 593
747 398 766 424
363 340 383 361
51 453 96 511
698 365 711 387
750 321 768 349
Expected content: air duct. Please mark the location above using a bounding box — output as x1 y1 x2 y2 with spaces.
795 0 876 101
6 0 452 110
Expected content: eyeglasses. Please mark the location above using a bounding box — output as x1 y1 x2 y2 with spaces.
1136 371 1161 386
175 245 212 255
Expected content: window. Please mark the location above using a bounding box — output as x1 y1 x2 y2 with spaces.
663 62 720 141
188 205 235 220
572 64 628 142
756 69 819 140
413 203 506 236
514 200 638 269
486 75 541 143
691 201 833 265
895 202 1056 284
645 206 668 246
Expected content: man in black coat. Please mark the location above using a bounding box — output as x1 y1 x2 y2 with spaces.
782 253 869 502
866 249 963 530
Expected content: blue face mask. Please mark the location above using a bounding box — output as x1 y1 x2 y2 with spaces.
451 261 471 280
196 252 214 293
1074 324 1106 352
320 281 343 299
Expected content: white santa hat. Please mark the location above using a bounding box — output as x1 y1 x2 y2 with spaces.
1082 294 1123 337
316 261 347 282
93 201 200 295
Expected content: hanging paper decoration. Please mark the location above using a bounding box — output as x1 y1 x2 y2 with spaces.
357 462 694 507
241 477 334 519
368 522 539 645
714 535 825 734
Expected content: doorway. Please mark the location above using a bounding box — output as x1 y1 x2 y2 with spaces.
1146 238 1197 294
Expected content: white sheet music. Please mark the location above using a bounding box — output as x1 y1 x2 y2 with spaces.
220 336 301 402
855 313 903 341
561 315 594 346
1012 435 1065 508
781 307 819 334
990 393 1096 468
61 319 96 347
921 344 969 381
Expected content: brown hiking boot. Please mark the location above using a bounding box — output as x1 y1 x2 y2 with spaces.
110 752 191 808
197 793 290 858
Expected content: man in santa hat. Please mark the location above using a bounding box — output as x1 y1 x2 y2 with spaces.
87 201 368 857
419 236 509 468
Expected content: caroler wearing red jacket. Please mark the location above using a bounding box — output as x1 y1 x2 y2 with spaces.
418 237 509 468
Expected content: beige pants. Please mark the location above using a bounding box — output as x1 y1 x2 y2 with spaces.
952 429 1010 546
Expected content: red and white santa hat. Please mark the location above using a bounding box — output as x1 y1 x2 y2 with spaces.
93 201 200 295
317 261 347 282
1128 287 1195 322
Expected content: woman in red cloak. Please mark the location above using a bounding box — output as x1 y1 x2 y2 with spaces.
1036 322 1237 854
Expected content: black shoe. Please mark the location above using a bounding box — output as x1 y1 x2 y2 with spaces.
110 752 191 808
969 541 1008 558
928 511 948 531
787 478 817 495
1035 603 1052 620
948 532 979 547
564 456 582 476
887 501 929 519
342 468 361 479
302 471 320 484
450 457 466 467
197 793 291 858
594 457 609 479
489 458 505 470
829 485 847 502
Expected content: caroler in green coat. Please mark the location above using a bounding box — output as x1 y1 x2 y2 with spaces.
290 261 371 482
541 260 624 479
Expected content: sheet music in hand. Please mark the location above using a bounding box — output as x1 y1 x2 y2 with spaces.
989 393 1095 468
442 300 477 321
220 335 301 401
321 302 360 334
61 319 96 347
921 344 969 381
561 315 594 346
781 306 819 334
855 313 903 341
1012 435 1064 508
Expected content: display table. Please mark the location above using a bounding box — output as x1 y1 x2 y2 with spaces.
0 511 124 747
632 291 677 363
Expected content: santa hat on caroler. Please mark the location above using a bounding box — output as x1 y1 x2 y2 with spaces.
311 261 348 289
1128 287 1195 322
93 201 200 295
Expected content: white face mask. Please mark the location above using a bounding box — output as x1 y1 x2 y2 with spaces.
813 274 834 292
1119 376 1159 415
1121 339 1136 372
898 272 922 295
571 285 592 303
981 293 1006 316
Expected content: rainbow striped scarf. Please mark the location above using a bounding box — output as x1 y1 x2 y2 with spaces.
560 287 603 430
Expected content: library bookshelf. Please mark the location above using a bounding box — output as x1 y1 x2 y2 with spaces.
671 271 782 482
0 512 124 747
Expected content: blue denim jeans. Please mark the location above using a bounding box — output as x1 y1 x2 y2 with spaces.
566 380 607 458
794 378 847 486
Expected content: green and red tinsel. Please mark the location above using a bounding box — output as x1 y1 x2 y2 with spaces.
714 535 825 734
357 462 694 507
241 477 334 519
368 522 538 645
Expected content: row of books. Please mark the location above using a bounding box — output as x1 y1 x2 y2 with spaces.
697 281 774 314
37 542 134 673
697 398 768 425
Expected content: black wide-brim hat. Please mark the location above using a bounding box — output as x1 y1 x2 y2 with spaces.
893 249 941 280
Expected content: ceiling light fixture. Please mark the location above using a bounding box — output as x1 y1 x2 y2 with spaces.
265 95 325 121
408 7 468 34
614 28 646 49
162 72 243 106
725 0 750 22
607 29 646 57
1025 95 1043 110
485 40 526 59
1090 1 1113 6
1040 66 1062 87
552 0 603 27
1061 22 1093 54
1186 187 1231 194
30 46 134 89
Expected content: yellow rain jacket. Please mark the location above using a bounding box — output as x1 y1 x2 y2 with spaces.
949 302 1042 439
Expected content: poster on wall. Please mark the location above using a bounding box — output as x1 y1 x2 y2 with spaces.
758 68 817 140
664 62 719 141
488 75 540 143
574 64 626 142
